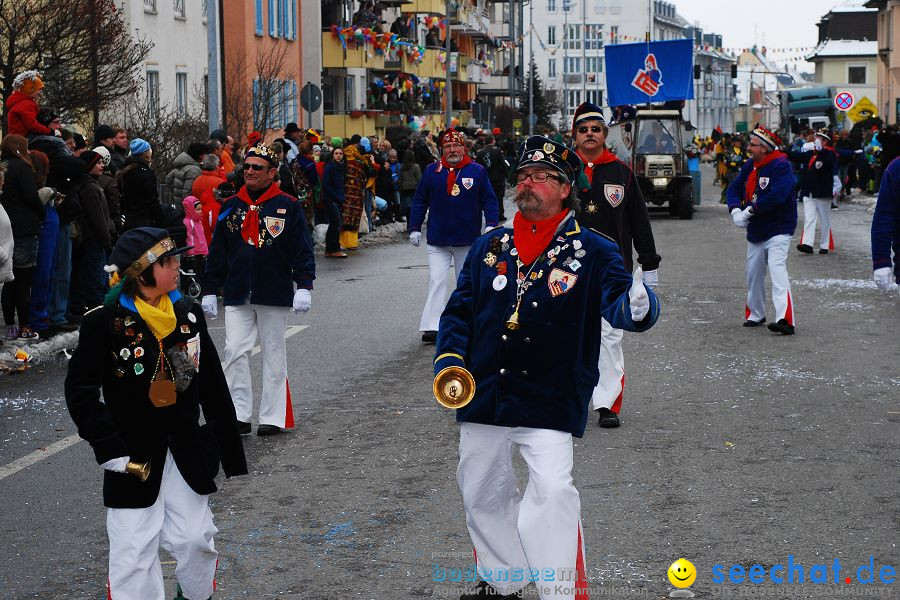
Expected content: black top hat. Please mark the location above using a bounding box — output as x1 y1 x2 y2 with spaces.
515 136 583 183
283 122 301 134
107 227 191 281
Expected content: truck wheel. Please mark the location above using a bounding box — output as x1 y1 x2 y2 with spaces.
668 197 679 217
678 182 694 220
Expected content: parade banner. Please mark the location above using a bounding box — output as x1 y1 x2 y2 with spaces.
605 39 695 106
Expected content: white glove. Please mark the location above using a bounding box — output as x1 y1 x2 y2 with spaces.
293 288 311 313
814 139 823 151
629 267 650 322
201 294 217 319
409 231 422 247
832 175 842 196
642 268 658 288
873 267 896 292
100 457 129 473
855 149 864 154
731 208 748 228
801 141 815 152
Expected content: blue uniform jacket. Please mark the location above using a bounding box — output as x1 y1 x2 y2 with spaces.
800 148 837 198
409 160 499 247
434 216 660 438
727 154 797 243
872 157 900 281
203 184 315 307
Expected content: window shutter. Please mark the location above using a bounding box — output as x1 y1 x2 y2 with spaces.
288 0 296 40
252 79 259 128
292 80 298 123
268 0 278 37
255 0 263 35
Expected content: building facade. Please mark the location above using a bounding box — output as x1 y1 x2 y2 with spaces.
865 0 900 123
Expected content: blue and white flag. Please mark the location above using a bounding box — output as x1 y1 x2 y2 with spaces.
604 39 695 106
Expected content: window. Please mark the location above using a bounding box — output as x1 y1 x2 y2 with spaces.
282 0 296 40
564 57 581 73
586 89 602 106
610 25 618 44
848 64 867 84
202 0 207 21
255 0 263 36
269 0 280 37
174 0 185 19
567 90 581 114
144 0 156 13
176 73 188 114
282 80 297 125
146 70 160 113
566 25 581 50
548 0 556 12
585 56 602 73
562 0 572 12
548 59 557 79
584 24 603 50
548 26 556 46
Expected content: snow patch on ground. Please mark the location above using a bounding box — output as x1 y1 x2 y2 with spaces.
795 278 877 290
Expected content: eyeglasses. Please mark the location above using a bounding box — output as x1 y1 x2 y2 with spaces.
747 142 764 148
242 163 268 172
516 171 563 184
577 125 604 134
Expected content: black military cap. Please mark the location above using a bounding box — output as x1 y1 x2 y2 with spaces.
107 227 191 281
515 135 583 183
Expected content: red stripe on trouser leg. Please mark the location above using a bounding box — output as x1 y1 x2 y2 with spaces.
610 375 624 413
473 548 478 567
784 292 794 326
284 379 294 429
107 579 112 600
828 231 835 251
576 524 589 598
213 558 218 591
745 304 751 320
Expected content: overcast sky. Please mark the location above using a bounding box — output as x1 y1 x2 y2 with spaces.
673 0 854 71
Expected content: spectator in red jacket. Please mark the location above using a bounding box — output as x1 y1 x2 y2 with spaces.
5 71 51 138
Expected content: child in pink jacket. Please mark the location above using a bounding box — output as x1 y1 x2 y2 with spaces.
182 195 209 257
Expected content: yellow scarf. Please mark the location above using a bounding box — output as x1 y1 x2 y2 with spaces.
134 294 177 340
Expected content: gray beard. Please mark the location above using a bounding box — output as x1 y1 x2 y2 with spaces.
514 189 544 219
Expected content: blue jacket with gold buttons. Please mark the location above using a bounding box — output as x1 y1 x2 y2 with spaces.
434 214 660 437
203 183 315 307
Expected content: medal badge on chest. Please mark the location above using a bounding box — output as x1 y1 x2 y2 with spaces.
451 183 461 196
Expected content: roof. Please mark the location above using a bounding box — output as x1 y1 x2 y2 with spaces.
806 39 877 60
829 0 876 12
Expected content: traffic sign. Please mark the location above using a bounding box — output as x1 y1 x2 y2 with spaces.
512 118 522 131
300 82 322 113
834 91 855 111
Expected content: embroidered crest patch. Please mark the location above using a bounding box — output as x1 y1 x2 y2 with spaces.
265 216 286 238
547 268 577 297
462 177 474 190
759 177 769 189
604 184 625 208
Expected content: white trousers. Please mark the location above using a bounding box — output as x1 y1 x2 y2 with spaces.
420 244 470 332
590 318 625 413
457 423 589 599
745 234 795 325
223 303 294 428
107 451 217 600
800 196 835 251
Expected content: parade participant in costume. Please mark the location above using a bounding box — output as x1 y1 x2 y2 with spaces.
339 142 371 251
409 129 499 344
872 156 900 295
796 129 837 254
571 102 661 428
201 143 315 436
65 227 247 600
726 126 797 335
436 136 659 600
291 140 319 232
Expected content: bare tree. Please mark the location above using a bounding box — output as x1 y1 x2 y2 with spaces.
0 0 152 131
222 43 290 140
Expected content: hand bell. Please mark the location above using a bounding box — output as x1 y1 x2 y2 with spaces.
433 366 476 409
126 460 151 482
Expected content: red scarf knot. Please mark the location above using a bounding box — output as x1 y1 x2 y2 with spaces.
744 150 785 207
576 148 617 185
512 209 571 266
441 155 472 195
238 182 282 246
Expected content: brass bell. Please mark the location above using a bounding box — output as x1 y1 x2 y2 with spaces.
126 460 151 482
505 305 521 331
433 366 476 409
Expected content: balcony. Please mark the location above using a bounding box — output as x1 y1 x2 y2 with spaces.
454 55 470 82
402 48 444 79
466 59 490 84
324 112 379 139
403 0 445 15
322 32 385 70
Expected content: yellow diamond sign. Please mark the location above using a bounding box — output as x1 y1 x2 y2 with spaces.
848 96 878 123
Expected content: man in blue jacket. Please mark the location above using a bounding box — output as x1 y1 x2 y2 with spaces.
201 143 316 436
436 136 659 600
727 126 797 335
409 129 498 344
796 129 838 255
872 156 900 295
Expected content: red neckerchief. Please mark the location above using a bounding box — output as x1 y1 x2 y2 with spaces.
440 154 472 195
237 182 282 246
513 209 570 266
745 150 785 206
576 148 617 185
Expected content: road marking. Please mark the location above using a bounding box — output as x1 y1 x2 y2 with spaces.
0 326 308 482
0 434 82 483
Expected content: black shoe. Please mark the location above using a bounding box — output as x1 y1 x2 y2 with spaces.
421 330 437 344
767 319 795 335
596 407 621 428
237 421 251 436
743 318 766 327
818 249 829 255
459 580 523 600
257 424 281 436
796 244 813 254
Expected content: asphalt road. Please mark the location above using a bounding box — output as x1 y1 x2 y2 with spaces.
0 164 897 600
